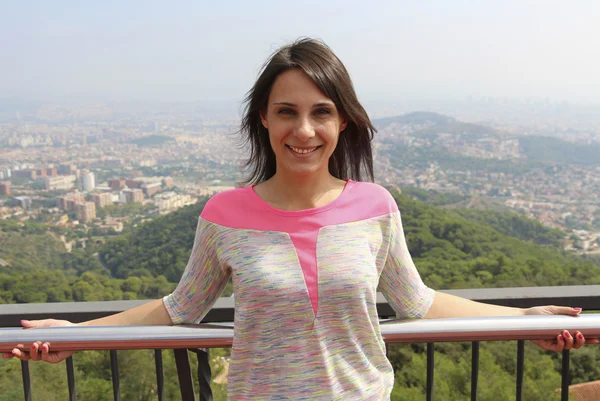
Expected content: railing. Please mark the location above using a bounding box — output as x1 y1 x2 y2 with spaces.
2 285 600 401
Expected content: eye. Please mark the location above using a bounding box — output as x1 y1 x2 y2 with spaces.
314 108 332 115
276 108 295 115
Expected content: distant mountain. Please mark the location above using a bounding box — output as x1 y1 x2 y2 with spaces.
375 111 600 166
373 111 456 126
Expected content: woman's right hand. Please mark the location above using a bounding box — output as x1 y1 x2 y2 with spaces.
1 319 76 364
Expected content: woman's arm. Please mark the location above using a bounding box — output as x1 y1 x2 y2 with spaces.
79 298 173 326
424 291 525 319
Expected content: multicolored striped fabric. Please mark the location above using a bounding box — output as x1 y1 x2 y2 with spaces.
163 180 435 400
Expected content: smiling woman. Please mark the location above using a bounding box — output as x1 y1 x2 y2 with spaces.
4 37 597 401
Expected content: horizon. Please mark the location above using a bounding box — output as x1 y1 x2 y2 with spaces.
1 1 599 113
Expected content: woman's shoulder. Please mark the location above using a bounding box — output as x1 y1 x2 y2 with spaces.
343 180 399 216
200 186 253 225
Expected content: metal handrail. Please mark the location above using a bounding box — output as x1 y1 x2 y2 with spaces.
2 314 600 352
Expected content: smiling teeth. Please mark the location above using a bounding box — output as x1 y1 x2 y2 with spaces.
289 146 318 154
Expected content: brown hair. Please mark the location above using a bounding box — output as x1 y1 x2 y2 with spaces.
239 38 376 185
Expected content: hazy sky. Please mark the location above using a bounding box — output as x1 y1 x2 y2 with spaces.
1 1 599 107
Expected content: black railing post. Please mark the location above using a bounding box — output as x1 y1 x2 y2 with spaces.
66 356 76 401
174 349 196 401
515 340 525 401
471 341 479 401
561 349 570 401
191 348 213 401
21 360 32 401
110 350 121 401
154 349 165 401
426 343 435 401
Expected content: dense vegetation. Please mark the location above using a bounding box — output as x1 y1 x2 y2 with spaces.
1 189 599 400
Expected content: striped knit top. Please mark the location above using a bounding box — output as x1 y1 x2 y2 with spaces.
163 180 435 400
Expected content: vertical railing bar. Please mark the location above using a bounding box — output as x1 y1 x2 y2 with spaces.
193 348 213 401
515 340 525 401
471 341 479 401
154 349 165 401
66 356 76 401
426 343 435 401
110 350 121 401
561 349 570 401
21 360 32 401
174 348 196 401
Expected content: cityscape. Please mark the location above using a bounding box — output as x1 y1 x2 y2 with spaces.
1 103 598 260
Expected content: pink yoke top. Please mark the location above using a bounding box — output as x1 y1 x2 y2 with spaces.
163 180 435 400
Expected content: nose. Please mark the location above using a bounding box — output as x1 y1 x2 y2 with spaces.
293 117 315 142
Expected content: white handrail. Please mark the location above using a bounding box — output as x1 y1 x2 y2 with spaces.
1 314 600 352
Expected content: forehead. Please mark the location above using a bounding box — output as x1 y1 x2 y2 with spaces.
268 68 332 104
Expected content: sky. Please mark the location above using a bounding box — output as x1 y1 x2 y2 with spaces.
1 0 599 111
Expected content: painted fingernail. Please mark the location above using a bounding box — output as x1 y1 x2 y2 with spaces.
573 308 582 312
578 333 584 340
564 332 571 339
559 335 563 341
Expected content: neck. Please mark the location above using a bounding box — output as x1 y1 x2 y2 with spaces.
262 170 346 211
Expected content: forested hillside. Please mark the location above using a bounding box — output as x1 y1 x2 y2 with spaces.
1 190 599 400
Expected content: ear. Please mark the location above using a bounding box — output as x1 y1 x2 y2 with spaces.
260 109 268 129
340 120 347 132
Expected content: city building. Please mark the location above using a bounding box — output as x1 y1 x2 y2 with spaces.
57 164 78 175
43 175 76 191
163 177 174 187
125 179 142 189
14 196 32 209
75 202 96 224
98 220 124 233
0 168 12 180
13 169 37 180
56 192 85 211
91 192 112 209
122 188 144 203
0 182 10 195
154 192 196 214
108 178 126 191
80 170 96 192
141 182 162 197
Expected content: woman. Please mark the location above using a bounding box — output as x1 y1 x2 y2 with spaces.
3 38 596 400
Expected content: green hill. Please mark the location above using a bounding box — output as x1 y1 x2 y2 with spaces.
2 190 600 400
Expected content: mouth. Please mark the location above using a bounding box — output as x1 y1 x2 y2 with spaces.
286 145 322 154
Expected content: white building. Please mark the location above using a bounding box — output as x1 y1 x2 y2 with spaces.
80 171 96 192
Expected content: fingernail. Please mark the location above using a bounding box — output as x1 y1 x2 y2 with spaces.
573 308 582 312
578 333 584 340
564 332 571 339
559 335 564 341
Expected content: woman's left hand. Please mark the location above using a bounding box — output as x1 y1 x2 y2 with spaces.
525 305 600 351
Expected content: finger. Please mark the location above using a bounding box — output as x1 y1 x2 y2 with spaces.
550 306 582 316
10 348 31 361
584 337 600 344
563 331 574 350
548 334 565 352
21 319 53 329
29 342 42 361
573 332 586 349
40 343 51 362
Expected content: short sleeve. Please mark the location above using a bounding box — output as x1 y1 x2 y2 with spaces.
163 217 230 324
378 211 435 319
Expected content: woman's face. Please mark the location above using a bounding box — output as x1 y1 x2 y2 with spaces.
260 68 347 179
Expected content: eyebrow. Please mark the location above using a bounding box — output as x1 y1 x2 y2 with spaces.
272 101 335 107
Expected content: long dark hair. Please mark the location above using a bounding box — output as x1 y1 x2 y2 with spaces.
239 38 376 185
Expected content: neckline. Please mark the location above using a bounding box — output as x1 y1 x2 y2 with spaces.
247 179 354 217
